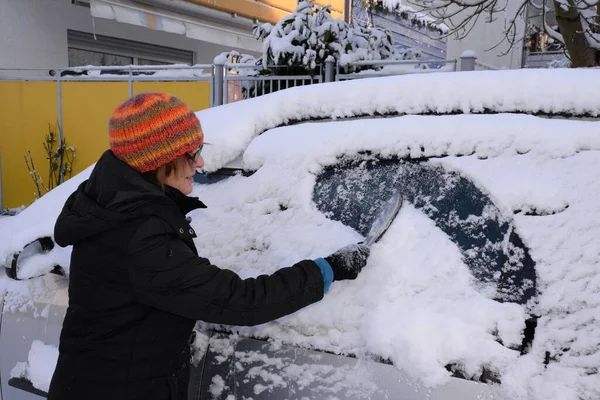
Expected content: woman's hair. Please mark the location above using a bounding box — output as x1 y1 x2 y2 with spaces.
154 154 194 190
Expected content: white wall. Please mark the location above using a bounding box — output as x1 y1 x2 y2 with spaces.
0 0 259 74
444 2 526 69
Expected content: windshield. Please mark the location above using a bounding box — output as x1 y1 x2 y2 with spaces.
313 156 537 305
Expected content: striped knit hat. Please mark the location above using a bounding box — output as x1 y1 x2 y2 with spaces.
108 93 204 173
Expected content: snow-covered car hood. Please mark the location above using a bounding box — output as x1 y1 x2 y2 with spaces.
1 69 600 400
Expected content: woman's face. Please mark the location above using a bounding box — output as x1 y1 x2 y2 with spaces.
163 148 204 195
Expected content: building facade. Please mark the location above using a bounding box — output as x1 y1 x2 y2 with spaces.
351 1 448 61
0 0 346 74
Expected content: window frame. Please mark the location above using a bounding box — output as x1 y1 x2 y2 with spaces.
67 29 195 67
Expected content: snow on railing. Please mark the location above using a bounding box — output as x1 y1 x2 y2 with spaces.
220 63 323 105
336 58 457 81
0 50 497 110
475 61 499 71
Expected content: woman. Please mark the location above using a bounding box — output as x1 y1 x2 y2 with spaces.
47 93 370 400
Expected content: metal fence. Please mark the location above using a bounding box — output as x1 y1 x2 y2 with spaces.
0 52 494 119
0 64 213 149
525 51 567 68
220 63 324 104
475 61 499 71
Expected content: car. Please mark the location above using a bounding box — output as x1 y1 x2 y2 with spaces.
1 68 599 400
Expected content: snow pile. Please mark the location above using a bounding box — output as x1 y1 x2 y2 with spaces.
197 68 600 172
0 164 92 266
10 340 58 393
188 113 600 400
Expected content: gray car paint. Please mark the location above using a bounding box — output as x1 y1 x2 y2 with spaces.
0 272 65 400
1 268 506 399
0 283 4 400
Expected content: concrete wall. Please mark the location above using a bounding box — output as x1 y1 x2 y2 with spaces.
0 0 258 73
444 2 526 69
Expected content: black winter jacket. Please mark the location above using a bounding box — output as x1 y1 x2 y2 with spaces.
47 150 324 400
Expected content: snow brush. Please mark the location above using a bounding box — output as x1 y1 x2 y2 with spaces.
363 192 403 247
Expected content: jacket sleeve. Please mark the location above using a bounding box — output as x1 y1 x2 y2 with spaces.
127 217 325 326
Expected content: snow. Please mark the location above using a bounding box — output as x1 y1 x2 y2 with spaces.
0 164 92 266
209 375 228 397
1 68 600 400
10 340 58 393
380 0 450 33
190 112 600 400
198 68 600 173
254 1 415 71
57 64 212 78
461 49 478 58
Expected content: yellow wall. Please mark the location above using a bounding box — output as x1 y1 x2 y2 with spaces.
62 82 129 181
0 81 211 209
187 0 346 25
0 82 58 210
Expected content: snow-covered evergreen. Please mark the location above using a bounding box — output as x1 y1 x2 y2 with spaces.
253 1 420 72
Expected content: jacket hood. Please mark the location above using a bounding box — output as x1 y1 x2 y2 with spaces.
54 150 205 247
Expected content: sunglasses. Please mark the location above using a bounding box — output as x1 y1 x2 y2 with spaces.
186 144 204 161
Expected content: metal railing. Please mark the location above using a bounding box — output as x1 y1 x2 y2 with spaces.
0 64 214 147
0 53 503 209
0 52 493 111
216 62 324 105
475 61 499 71
525 51 567 68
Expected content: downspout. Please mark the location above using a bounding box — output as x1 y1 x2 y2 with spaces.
345 0 352 23
0 146 3 210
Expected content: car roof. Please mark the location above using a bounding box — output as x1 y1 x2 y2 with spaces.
197 68 600 172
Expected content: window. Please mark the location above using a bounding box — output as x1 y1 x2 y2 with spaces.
313 156 537 306
68 48 133 67
67 30 194 67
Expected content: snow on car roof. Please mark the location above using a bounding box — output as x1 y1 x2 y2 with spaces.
198 68 600 172
192 112 600 400
1 69 599 400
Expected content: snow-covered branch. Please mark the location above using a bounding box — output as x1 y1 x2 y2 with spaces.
253 1 420 72
578 4 600 48
543 0 564 44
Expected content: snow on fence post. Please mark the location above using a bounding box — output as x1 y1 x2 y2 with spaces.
459 50 477 71
213 60 225 107
324 57 335 83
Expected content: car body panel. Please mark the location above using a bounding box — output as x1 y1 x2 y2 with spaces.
0 272 65 400
1 271 507 400
0 284 4 400
194 332 506 400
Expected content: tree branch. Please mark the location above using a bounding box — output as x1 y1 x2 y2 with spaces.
543 0 565 43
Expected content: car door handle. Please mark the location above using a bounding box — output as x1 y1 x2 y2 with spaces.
8 377 48 398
